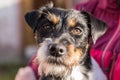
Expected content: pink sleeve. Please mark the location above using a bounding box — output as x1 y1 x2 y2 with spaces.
75 0 98 13
28 53 40 79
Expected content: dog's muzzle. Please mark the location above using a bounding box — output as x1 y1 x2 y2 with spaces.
48 43 67 57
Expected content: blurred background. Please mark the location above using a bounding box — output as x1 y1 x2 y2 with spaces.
0 0 83 80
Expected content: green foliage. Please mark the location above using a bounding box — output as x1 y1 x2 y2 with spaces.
0 64 25 80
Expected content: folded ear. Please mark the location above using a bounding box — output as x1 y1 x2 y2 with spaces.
24 2 54 31
81 11 107 44
25 10 39 30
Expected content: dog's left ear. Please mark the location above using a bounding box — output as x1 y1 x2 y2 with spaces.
24 2 54 31
81 11 107 44
25 10 39 30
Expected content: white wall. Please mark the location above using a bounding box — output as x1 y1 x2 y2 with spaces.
0 0 22 63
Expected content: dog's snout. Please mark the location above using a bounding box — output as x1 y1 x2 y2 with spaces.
49 44 66 57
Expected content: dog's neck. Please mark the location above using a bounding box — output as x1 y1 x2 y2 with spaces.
80 44 92 70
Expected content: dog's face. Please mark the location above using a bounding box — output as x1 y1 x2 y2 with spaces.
25 3 107 75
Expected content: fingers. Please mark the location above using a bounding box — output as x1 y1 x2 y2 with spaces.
15 66 36 80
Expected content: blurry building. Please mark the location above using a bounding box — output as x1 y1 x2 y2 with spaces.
0 0 22 63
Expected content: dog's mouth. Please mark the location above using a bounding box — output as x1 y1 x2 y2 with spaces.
46 56 64 64
46 44 83 67
37 38 84 67
37 41 85 76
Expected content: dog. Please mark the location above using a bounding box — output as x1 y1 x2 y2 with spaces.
25 2 107 80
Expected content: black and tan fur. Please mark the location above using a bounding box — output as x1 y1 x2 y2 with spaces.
25 2 107 80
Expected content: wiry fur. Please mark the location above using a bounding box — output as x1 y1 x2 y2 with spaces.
35 39 107 80
25 2 107 80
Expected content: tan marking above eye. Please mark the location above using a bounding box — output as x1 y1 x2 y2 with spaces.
47 13 60 24
67 18 76 27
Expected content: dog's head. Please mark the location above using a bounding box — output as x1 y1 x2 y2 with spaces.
25 2 107 75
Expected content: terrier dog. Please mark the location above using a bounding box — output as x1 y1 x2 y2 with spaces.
25 3 107 80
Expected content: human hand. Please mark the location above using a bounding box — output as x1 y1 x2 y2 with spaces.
15 66 36 80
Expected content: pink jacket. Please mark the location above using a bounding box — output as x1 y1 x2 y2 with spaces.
29 0 120 80
76 0 120 80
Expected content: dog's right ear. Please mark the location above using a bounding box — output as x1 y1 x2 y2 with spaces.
25 11 39 30
81 11 107 44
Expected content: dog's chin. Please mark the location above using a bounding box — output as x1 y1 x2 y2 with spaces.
46 56 64 65
39 56 69 77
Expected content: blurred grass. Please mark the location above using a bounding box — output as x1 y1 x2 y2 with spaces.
0 64 26 80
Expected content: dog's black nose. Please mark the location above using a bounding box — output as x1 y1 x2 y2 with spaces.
49 44 66 57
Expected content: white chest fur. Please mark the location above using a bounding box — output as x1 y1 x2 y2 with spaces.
39 57 107 80
66 57 107 80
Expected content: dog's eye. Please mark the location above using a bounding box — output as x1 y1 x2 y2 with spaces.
44 25 50 29
71 28 81 35
43 25 51 31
